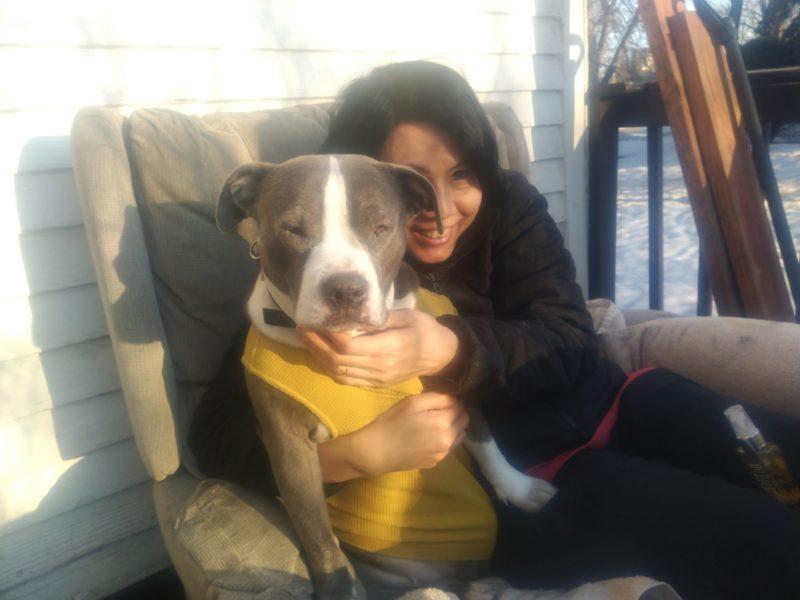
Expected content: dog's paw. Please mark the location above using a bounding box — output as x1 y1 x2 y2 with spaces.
494 472 557 513
316 567 361 600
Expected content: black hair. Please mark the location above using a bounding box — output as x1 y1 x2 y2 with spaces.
319 61 502 197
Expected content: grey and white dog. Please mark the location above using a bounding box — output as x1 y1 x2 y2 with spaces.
217 154 556 599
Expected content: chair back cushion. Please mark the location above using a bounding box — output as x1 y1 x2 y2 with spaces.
127 105 332 383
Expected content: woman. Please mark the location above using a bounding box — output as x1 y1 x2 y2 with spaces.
191 61 800 599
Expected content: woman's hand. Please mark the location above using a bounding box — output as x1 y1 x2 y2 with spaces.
298 309 459 387
318 392 469 481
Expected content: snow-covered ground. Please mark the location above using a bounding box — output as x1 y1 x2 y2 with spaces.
614 129 800 315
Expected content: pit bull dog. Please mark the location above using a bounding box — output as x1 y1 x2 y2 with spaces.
216 154 556 599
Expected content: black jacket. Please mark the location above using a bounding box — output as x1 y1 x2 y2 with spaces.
419 170 626 469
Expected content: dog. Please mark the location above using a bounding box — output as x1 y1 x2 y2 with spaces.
216 154 556 599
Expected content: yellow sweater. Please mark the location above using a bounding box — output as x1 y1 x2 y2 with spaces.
241 289 497 561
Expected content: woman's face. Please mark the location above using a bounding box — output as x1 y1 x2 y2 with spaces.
379 121 483 265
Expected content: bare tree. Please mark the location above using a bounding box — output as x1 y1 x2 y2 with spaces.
738 1 765 41
589 0 640 85
757 0 800 36
587 0 786 86
742 0 800 70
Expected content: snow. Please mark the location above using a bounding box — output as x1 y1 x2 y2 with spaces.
614 128 800 315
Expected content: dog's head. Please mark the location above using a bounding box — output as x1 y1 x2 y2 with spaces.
217 155 437 331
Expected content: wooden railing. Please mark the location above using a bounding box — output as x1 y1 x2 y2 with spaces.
588 67 800 315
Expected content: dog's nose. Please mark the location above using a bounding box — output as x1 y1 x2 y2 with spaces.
322 272 369 310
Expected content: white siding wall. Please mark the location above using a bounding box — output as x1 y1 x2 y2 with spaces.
0 1 588 597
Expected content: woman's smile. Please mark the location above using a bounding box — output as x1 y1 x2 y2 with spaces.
379 121 483 264
409 218 458 245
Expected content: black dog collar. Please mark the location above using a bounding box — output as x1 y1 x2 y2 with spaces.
262 308 296 329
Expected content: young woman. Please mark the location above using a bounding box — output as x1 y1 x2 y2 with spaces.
191 61 800 600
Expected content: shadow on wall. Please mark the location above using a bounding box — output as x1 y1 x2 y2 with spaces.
2 139 135 485
2 137 242 540
0 131 256 591
0 137 161 596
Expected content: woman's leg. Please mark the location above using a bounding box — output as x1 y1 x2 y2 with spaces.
493 450 800 600
611 369 800 487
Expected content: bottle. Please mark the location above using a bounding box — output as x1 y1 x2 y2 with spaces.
724 404 800 509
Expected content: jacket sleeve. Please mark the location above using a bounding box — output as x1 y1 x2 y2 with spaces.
435 174 600 397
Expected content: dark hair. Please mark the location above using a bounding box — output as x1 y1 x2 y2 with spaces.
320 61 502 197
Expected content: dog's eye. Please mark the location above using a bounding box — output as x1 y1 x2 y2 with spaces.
373 224 389 237
281 224 305 238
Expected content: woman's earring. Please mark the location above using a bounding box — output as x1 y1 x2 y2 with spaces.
249 239 261 260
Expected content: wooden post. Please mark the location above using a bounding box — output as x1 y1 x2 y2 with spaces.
668 9 793 320
588 98 620 302
697 246 713 316
647 125 664 310
639 0 743 316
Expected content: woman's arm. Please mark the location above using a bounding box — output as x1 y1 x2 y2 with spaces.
317 391 468 483
299 310 459 388
317 431 370 483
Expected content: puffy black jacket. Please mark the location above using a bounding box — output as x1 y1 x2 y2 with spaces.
419 170 626 469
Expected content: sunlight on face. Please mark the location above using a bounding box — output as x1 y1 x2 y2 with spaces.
379 122 483 265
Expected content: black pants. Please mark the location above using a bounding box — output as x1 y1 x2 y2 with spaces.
492 369 800 600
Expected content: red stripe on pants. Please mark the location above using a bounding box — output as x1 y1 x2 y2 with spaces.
525 367 657 482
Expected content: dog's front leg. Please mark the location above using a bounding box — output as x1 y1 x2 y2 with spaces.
464 407 557 513
245 373 362 600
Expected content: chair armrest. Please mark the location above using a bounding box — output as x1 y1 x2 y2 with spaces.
599 316 800 417
619 308 677 327
154 471 314 600
71 107 180 480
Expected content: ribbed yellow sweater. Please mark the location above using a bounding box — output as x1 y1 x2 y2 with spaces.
241 289 497 561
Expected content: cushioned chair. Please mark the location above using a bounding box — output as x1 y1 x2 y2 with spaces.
70 102 800 600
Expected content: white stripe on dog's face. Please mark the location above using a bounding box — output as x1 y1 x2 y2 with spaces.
294 157 386 329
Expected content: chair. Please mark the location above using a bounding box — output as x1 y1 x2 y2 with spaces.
70 102 800 599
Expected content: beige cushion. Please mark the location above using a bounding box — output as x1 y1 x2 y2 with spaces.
619 308 677 327
71 108 181 480
483 102 532 181
125 105 336 476
126 105 332 384
585 298 627 333
600 316 800 416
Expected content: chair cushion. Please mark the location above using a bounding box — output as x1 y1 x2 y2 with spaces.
127 105 333 385
599 316 800 416
585 298 627 333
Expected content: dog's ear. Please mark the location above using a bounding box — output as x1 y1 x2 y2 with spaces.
216 162 276 232
383 164 443 234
